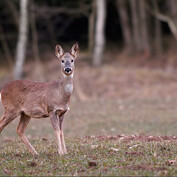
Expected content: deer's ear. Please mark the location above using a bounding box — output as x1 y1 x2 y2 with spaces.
70 43 79 58
55 45 64 58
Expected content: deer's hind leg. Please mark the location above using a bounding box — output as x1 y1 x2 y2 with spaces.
0 109 20 134
17 113 38 155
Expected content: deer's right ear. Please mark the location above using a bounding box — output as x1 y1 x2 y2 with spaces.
55 45 64 59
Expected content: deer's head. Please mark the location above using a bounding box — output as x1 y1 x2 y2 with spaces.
55 43 79 77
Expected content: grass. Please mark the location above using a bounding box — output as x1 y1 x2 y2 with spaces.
0 136 177 176
1 97 177 176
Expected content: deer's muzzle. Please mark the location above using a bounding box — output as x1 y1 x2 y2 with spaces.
64 68 72 74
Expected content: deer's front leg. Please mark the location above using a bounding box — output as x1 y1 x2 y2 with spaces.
59 115 67 154
49 112 63 155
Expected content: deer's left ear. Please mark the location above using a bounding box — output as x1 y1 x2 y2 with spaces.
55 45 64 59
70 43 79 58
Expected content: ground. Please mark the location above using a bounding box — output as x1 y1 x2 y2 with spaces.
0 58 177 175
0 135 177 176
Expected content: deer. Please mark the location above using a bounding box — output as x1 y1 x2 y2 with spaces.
0 43 79 155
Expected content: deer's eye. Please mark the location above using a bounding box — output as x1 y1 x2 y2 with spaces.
61 60 64 63
71 59 74 62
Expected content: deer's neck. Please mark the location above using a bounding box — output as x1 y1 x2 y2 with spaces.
61 73 74 96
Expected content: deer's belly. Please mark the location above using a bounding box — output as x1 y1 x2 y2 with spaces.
22 106 49 118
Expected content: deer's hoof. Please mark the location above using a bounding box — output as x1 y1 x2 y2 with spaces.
32 151 39 156
58 151 67 155
63 151 68 154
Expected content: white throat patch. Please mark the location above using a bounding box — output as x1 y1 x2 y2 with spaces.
65 84 73 94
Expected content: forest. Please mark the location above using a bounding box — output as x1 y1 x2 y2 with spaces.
0 0 177 79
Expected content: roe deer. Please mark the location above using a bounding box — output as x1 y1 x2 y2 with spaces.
0 43 79 155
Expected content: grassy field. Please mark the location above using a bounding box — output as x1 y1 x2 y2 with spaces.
0 135 177 176
0 97 177 176
1 64 177 175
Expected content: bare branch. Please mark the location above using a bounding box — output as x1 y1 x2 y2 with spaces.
6 0 19 29
145 2 177 40
32 5 91 17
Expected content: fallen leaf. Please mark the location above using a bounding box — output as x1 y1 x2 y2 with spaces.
15 153 22 157
153 152 157 157
42 137 48 141
88 161 97 167
166 160 176 166
110 148 119 152
129 144 139 149
91 145 99 149
28 161 37 167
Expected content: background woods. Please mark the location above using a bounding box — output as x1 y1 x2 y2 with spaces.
0 0 176 75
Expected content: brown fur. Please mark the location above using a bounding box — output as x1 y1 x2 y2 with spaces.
1 80 70 118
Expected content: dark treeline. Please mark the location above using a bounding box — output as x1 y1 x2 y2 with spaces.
0 0 177 78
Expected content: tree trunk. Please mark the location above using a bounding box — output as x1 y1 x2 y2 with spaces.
116 0 132 54
30 0 39 61
88 0 96 53
139 0 151 56
93 0 106 66
46 16 56 47
14 0 28 79
152 0 162 55
6 0 19 29
0 24 13 68
129 0 141 53
30 0 44 81
169 0 177 25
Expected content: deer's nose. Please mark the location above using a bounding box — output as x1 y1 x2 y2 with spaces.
64 68 72 73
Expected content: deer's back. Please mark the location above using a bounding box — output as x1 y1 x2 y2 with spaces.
1 80 60 110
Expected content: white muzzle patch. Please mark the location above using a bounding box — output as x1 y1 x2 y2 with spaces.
63 73 74 78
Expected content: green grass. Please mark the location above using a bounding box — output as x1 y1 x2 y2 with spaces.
0 137 177 176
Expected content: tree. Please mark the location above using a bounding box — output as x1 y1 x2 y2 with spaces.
116 0 132 54
169 0 177 25
88 0 96 53
145 0 177 41
93 0 106 66
30 0 44 81
0 23 13 68
139 0 151 56
129 0 141 53
6 0 19 29
14 0 28 79
152 0 162 55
